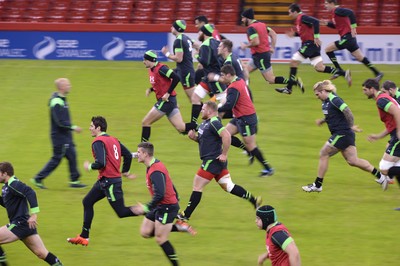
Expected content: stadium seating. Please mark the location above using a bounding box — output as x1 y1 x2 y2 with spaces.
0 0 398 27
0 0 241 25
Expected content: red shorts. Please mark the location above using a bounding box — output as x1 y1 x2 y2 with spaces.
196 168 229 181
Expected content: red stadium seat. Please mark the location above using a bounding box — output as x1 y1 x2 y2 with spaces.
50 1 71 11
46 10 67 22
67 10 89 23
93 1 113 12
24 10 47 22
29 1 51 11
70 1 92 12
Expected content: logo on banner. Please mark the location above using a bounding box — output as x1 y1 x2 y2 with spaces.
33 36 56 59
102 37 125 60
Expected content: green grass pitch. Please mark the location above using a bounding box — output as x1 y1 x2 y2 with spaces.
0 60 399 265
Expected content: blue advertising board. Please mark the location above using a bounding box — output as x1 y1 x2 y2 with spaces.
0 31 168 60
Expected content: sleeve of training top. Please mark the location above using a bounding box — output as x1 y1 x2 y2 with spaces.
51 102 74 130
335 7 357 26
10 181 40 214
247 27 258 40
326 21 336 29
331 95 348 112
218 88 240 113
271 230 294 250
197 45 212 67
0 196 4 207
209 117 225 136
90 140 106 170
146 171 167 210
377 97 393 113
301 15 320 36
120 142 132 174
159 65 180 94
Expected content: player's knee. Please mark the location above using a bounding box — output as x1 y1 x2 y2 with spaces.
218 175 235 192
35 250 48 260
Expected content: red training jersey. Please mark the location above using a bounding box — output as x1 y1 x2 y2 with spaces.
376 92 400 133
266 223 292 266
213 28 222 41
228 78 255 117
331 7 352 37
148 63 177 100
247 21 270 54
92 135 121 179
295 14 314 42
146 160 178 205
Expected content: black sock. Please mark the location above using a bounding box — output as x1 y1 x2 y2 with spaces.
141 126 151 142
184 122 197 133
191 104 202 124
314 177 324 188
230 185 256 206
388 166 400 185
251 147 271 170
274 76 288 84
371 168 381 179
327 51 342 69
80 227 90 239
361 57 380 76
287 67 297 90
324 66 344 75
183 191 202 219
231 136 247 151
44 252 62 265
0 246 7 266
160 241 179 266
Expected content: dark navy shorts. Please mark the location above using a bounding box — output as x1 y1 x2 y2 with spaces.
328 131 355 150
175 67 195 88
385 133 400 157
335 33 360 53
229 113 258 137
145 203 179 224
298 41 321 59
7 220 37 239
252 52 272 71
154 96 178 116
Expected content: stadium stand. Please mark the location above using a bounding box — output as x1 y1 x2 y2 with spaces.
0 0 241 25
0 0 398 27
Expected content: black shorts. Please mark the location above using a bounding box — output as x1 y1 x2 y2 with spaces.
175 67 195 88
252 52 272 71
199 80 226 95
335 33 359 53
385 133 400 157
145 203 179 224
7 220 37 239
229 114 258 137
328 131 355 150
154 96 178 116
298 41 321 59
98 177 124 202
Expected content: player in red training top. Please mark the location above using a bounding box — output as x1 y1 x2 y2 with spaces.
276 3 351 95
132 142 196 266
256 205 301 266
67 116 137 246
322 0 383 81
218 64 274 177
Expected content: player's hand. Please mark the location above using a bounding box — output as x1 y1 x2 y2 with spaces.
83 160 91 171
130 203 145 215
320 19 328 26
146 88 153 97
367 134 379 142
240 42 248 50
188 130 197 141
161 46 168 55
217 153 227 162
351 28 357 37
123 172 137 180
315 118 325 126
207 73 216 82
74 126 82 133
28 213 38 229
285 30 295 37
351 125 362 133
269 47 275 54
161 93 170 102
314 38 321 47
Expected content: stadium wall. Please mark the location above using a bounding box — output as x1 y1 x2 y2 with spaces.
1 23 400 64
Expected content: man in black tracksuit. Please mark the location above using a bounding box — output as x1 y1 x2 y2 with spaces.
31 78 86 189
